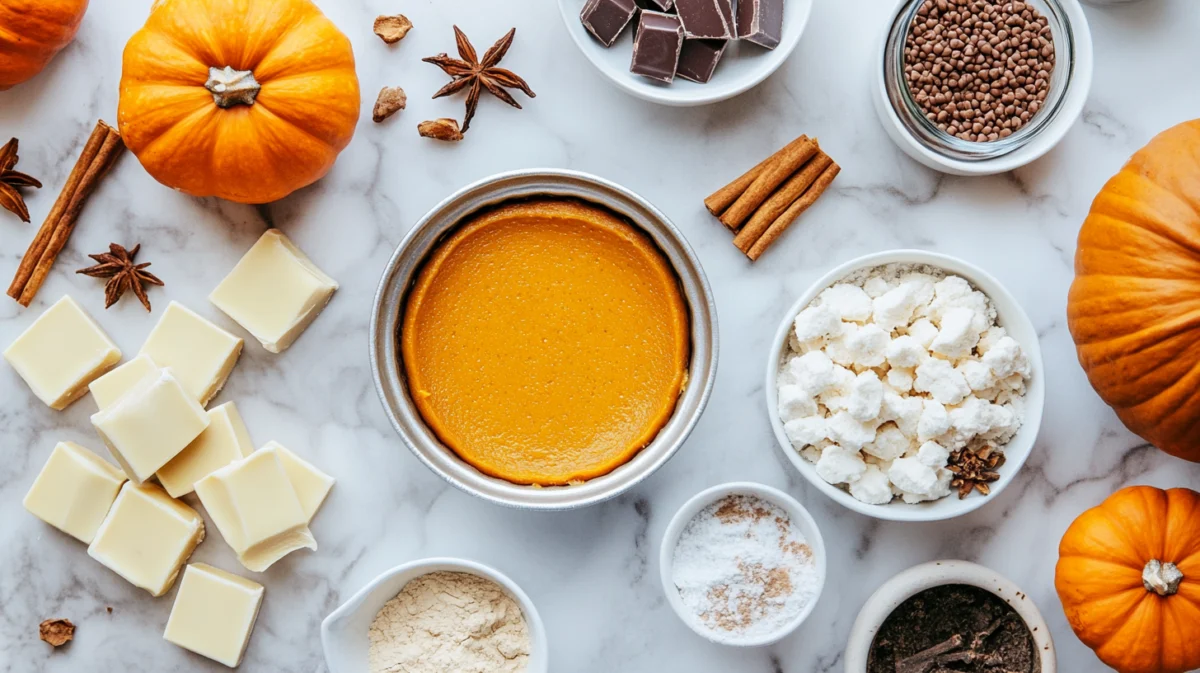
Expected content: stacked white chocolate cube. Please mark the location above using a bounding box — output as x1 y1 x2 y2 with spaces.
140 301 243 406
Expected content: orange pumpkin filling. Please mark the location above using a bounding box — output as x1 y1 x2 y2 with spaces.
401 199 690 486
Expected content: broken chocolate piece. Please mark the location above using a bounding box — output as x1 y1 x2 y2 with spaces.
631 11 684 83
737 0 784 49
581 0 639 47
675 0 734 39
676 39 726 83
639 0 674 10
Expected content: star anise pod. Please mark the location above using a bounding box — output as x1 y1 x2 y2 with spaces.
76 243 164 312
422 26 535 133
0 138 43 222
946 446 1006 498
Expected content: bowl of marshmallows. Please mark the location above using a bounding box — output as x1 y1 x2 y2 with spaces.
766 250 1044 522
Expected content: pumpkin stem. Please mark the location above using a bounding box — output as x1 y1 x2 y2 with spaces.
205 66 260 108
1143 559 1183 596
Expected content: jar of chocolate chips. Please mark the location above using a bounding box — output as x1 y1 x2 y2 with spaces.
879 0 1081 162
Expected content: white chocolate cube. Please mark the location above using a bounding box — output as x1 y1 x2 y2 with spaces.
89 354 160 410
140 301 243 406
265 441 334 523
164 563 264 668
194 447 316 572
23 441 127 543
91 368 210 484
209 230 338 353
4 295 121 410
87 482 205 596
158 402 254 498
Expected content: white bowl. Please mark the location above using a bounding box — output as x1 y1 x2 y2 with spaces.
558 0 813 106
844 560 1057 672
321 557 549 673
658 481 827 646
765 249 1045 522
871 0 1093 175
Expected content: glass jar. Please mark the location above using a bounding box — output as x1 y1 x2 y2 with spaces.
880 0 1079 163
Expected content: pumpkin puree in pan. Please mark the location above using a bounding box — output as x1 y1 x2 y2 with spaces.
401 199 690 486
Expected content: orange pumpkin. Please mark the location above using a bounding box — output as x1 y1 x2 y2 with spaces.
0 0 89 90
1056 486 1200 673
117 0 360 204
1068 120 1200 463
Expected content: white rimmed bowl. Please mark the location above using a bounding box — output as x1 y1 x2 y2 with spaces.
766 249 1045 522
558 0 813 106
845 560 1057 672
321 557 549 673
871 0 1093 175
659 481 827 646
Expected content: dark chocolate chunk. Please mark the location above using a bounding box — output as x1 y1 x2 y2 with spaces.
675 0 734 39
737 0 784 49
581 0 639 47
639 0 674 10
676 39 726 83
630 11 684 83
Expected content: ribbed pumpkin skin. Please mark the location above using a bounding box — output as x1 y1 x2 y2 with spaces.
1056 486 1200 673
0 0 88 90
1068 120 1200 463
117 0 360 204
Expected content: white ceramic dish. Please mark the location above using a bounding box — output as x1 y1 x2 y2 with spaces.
765 249 1045 522
871 0 1093 175
558 0 813 106
658 481 827 646
844 560 1057 672
321 557 549 673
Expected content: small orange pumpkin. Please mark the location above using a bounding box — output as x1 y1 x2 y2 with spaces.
1056 486 1200 673
117 0 360 204
0 0 89 90
1068 120 1200 463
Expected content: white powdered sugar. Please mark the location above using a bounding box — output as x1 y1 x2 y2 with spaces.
671 495 820 643
778 263 1031 505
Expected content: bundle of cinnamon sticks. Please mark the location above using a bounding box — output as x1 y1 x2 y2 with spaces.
704 135 840 262
8 121 125 307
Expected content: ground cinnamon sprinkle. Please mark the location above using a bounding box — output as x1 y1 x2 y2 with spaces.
672 495 820 642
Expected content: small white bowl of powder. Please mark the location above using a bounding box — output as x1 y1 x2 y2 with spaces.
659 482 827 646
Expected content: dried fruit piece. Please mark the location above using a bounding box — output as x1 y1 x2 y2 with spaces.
373 87 407 123
39 619 74 647
418 118 464 142
374 14 413 44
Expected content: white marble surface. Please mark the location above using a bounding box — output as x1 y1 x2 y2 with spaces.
1 0 1198 671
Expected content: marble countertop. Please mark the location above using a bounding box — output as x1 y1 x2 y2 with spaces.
2 0 1198 671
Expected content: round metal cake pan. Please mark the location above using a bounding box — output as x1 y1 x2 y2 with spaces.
370 169 718 510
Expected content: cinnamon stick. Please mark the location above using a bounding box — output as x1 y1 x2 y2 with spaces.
8 121 125 306
703 135 806 217
719 136 818 230
745 161 841 262
733 152 833 253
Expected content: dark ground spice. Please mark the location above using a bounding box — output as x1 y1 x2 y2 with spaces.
867 584 1039 673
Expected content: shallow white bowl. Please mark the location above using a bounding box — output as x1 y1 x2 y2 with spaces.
558 0 813 106
765 249 1045 522
659 481 827 646
321 557 548 673
844 560 1057 672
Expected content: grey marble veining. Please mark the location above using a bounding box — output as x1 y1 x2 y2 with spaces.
2 0 1199 671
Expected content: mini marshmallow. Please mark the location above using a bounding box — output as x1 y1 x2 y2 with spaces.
907 318 939 349
847 324 889 368
825 323 858 367
888 457 939 496
793 304 842 342
826 411 878 450
784 351 837 395
957 359 995 391
863 276 891 298
901 468 953 503
818 365 857 411
899 272 937 307
886 335 926 368
930 307 981 359
847 371 884 422
873 285 918 332
918 399 951 442
819 284 873 322
816 445 867 485
917 441 950 469
915 358 971 405
982 336 1030 379
977 325 1008 354
886 368 915 393
777 385 819 421
864 423 910 460
882 391 923 438
784 416 827 448
850 465 893 505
